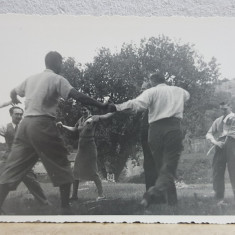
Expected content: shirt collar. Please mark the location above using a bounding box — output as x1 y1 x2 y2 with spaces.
223 112 235 123
44 69 55 73
156 83 167 87
11 122 16 128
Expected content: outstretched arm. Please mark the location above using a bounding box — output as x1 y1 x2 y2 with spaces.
85 112 115 124
56 122 78 132
0 100 12 109
68 88 113 110
97 112 115 121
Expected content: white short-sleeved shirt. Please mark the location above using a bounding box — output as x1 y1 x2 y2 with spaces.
115 84 190 124
15 69 73 118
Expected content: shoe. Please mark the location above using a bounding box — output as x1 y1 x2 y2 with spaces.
141 187 166 208
41 200 52 206
96 196 106 201
217 200 228 206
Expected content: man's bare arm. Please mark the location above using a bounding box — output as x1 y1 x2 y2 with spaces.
68 88 106 109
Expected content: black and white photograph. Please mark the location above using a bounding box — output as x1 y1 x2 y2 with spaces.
0 15 235 223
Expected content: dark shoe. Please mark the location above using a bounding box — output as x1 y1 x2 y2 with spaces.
141 187 166 208
40 200 52 206
96 195 106 201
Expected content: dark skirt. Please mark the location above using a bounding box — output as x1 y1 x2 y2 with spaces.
73 137 99 180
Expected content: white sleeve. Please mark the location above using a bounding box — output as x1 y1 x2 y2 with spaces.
115 89 151 112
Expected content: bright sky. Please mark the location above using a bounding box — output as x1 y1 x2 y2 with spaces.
0 15 235 131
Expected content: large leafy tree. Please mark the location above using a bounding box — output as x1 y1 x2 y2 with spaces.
138 36 220 135
58 35 220 180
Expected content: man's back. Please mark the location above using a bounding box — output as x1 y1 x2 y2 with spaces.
148 84 189 123
15 69 72 118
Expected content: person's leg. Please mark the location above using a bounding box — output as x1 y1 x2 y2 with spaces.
144 119 183 207
71 180 79 200
158 129 183 205
0 184 10 214
26 117 74 213
0 143 38 212
212 146 226 200
93 174 104 198
225 137 235 200
59 183 71 207
146 123 166 204
59 183 72 214
22 169 48 205
141 131 157 191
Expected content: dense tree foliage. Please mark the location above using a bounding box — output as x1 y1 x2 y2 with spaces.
58 35 220 180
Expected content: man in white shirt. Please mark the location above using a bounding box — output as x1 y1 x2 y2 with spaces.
0 106 48 205
206 102 235 203
110 72 190 207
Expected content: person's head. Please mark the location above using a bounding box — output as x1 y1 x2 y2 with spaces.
45 51 63 74
9 106 24 124
80 106 91 118
149 72 165 87
140 80 151 93
219 102 232 116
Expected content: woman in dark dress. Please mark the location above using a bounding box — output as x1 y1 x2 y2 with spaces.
57 106 113 201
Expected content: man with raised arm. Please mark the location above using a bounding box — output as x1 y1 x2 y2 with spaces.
0 51 110 215
108 72 190 207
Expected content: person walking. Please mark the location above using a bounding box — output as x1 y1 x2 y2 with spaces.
108 72 190 206
0 51 111 215
0 106 48 205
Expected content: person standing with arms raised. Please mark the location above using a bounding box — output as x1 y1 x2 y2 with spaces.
108 72 190 206
0 51 111 215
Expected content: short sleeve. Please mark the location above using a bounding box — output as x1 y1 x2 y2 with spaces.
57 76 73 100
15 80 27 97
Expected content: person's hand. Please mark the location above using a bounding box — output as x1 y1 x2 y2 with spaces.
91 115 100 123
56 122 63 129
214 140 225 149
84 117 93 125
11 97 21 105
105 101 116 112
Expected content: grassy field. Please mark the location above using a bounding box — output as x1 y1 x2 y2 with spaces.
2 151 235 216
2 180 235 216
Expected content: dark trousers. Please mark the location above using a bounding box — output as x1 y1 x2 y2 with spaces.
0 116 73 211
22 170 47 204
141 130 157 191
0 116 73 188
148 118 183 205
213 137 235 200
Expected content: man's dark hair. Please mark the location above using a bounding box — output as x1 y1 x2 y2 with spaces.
9 106 24 115
45 51 63 70
150 72 165 84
